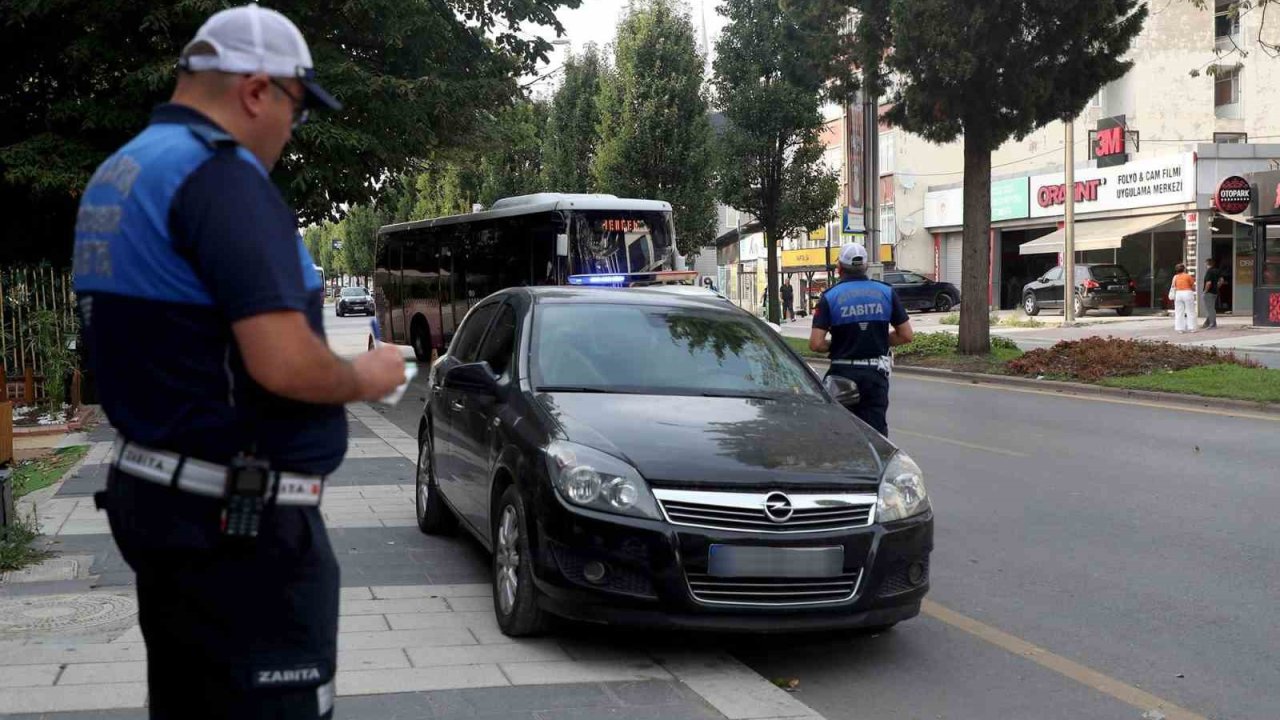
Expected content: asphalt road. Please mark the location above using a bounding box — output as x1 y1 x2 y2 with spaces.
326 312 1280 720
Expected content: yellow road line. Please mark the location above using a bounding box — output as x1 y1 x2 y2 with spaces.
903 373 1280 423
922 600 1208 720
894 429 1029 458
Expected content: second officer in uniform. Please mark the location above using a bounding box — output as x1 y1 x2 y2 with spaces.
809 243 914 436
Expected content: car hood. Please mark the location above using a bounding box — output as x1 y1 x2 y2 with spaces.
536 393 892 487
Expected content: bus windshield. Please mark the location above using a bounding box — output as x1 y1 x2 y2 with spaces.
569 210 675 276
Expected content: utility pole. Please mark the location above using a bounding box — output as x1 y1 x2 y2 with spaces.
864 74 880 278
1063 118 1076 324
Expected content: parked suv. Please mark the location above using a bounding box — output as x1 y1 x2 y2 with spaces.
1022 264 1135 317
336 286 374 317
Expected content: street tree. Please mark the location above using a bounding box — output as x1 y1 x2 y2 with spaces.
713 0 842 324
848 0 1145 353
543 45 604 192
593 0 717 258
476 100 549 206
338 204 385 281
0 0 579 265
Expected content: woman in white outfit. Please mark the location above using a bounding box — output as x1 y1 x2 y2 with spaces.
1170 263 1197 333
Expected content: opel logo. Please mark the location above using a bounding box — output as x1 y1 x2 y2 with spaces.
763 492 793 523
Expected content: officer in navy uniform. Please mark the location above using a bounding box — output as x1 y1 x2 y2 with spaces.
809 243 914 436
72 6 405 719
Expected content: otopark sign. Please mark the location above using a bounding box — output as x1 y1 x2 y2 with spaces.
1214 175 1252 215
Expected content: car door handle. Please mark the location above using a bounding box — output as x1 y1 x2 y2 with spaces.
450 399 465 411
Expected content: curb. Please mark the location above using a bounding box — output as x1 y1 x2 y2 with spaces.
809 360 1280 417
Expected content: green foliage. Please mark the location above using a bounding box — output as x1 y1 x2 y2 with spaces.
339 204 385 278
11 446 89 498
476 101 549 205
594 0 717 257
0 0 580 265
31 309 78 408
847 0 1145 354
712 0 841 324
895 332 1019 358
0 512 49 573
543 45 604 192
1101 364 1280 403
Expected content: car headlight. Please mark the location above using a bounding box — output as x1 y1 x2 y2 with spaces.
545 441 661 521
877 451 930 523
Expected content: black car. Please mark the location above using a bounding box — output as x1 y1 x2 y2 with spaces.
883 270 960 312
336 286 374 317
414 287 933 636
1021 264 1135 317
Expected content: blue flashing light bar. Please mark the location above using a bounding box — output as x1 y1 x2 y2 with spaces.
568 274 628 285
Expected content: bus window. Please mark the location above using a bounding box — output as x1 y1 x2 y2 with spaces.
402 231 443 357
570 211 673 275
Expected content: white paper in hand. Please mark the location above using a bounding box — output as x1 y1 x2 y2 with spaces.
376 364 419 406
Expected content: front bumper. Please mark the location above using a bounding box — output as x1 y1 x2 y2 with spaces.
527 487 933 632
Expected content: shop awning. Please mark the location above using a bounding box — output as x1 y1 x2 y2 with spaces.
1018 214 1181 255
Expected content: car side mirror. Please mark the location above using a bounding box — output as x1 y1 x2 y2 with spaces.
823 375 861 410
443 361 502 398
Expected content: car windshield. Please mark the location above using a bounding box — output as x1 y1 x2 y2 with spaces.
532 303 822 399
1089 266 1129 281
341 288 368 297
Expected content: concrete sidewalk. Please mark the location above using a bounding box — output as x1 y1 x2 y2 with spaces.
0 408 823 720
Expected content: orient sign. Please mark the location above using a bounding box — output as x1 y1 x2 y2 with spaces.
1037 179 1103 208
1215 176 1252 215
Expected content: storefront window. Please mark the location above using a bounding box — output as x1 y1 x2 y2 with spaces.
1263 227 1280 287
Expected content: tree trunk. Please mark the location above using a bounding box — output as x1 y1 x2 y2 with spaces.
763 225 781 325
958 130 992 355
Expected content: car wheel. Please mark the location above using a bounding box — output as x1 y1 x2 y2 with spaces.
1116 305 1133 316
934 293 953 313
336 307 343 317
492 486 548 637
1023 293 1040 316
1073 294 1087 318
416 432 456 535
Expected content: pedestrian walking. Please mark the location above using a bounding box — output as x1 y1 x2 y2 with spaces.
72 6 406 719
781 282 795 322
810 243 914 436
1169 262 1197 333
1201 257 1222 329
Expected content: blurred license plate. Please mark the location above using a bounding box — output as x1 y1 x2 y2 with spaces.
707 545 843 578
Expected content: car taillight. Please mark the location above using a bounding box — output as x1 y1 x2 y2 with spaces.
1129 280 1136 291
1082 279 1100 290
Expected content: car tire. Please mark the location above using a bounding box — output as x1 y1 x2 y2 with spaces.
1073 294 1087 318
1116 305 1133 316
336 307 344 317
1023 293 1040 316
416 432 456 535
934 293 953 313
492 485 548 637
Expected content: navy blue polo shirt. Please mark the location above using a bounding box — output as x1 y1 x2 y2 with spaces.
813 277 909 361
73 104 346 474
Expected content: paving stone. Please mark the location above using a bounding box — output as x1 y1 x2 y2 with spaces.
534 705 724 720
500 661 672 686
337 628 476 651
0 664 60 688
0 682 147 714
340 586 374 601
422 682 617 715
337 664 509 696
339 614 390 633
0 642 147 667
652 652 813 720
370 584 489 600
386 610 496 632
405 641 570 668
57 661 147 685
339 648 412 671
444 595 494 612
341 597 450 616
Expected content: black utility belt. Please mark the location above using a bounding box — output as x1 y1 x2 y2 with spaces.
111 439 325 508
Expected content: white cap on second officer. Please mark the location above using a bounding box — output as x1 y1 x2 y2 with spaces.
179 4 341 110
839 242 868 267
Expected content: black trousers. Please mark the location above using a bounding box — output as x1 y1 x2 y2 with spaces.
828 365 891 436
101 468 339 720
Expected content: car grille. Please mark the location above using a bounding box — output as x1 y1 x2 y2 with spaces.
652 488 876 534
685 570 862 606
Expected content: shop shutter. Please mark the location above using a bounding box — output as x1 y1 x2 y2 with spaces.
943 235 964 292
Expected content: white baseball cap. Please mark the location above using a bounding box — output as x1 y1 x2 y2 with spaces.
178 4 341 111
839 242 868 267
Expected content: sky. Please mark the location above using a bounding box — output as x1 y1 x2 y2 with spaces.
524 0 728 94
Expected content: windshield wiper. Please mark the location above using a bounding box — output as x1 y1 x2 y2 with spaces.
536 386 629 394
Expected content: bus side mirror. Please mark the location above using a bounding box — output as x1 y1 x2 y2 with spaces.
556 233 569 257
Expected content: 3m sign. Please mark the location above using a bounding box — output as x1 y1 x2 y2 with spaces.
1095 126 1125 158
1090 116 1129 168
